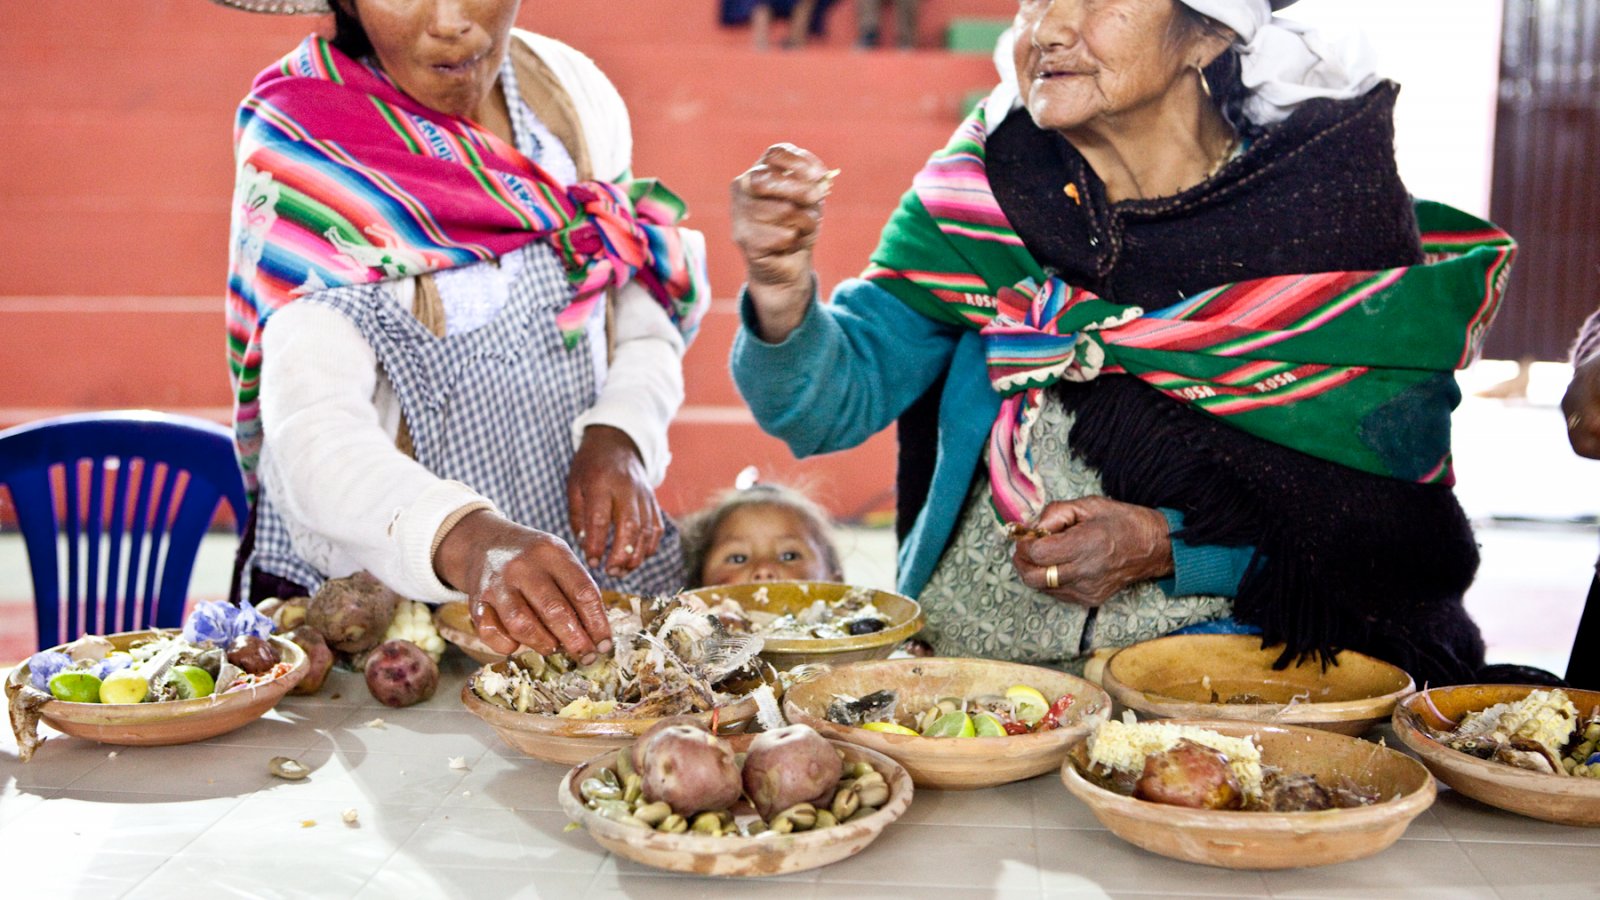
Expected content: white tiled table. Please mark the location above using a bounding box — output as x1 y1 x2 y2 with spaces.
3 654 1595 899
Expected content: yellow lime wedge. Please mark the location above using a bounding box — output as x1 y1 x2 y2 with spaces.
972 711 1007 737
166 665 216 700
48 671 103 704
922 710 976 738
861 721 920 736
1005 684 1050 725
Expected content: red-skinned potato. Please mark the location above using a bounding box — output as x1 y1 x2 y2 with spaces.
741 723 842 820
308 572 400 654
1134 739 1244 810
364 639 439 708
284 626 334 695
630 716 710 771
635 724 742 816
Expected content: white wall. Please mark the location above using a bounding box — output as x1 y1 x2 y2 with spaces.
1281 0 1505 217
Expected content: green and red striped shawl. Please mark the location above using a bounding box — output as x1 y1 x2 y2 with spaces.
864 107 1515 524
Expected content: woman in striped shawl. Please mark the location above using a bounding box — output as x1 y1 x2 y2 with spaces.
217 0 709 665
729 0 1516 685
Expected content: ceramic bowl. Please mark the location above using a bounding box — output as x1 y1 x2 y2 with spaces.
459 663 760 767
558 738 913 877
6 630 308 750
1393 684 1600 826
433 592 636 665
1059 718 1436 869
782 657 1110 790
679 582 924 671
1101 634 1415 736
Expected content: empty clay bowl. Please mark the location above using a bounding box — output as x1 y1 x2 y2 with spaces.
559 739 913 877
679 582 924 671
1393 684 1600 826
460 662 760 767
1059 718 1435 869
7 630 308 750
782 657 1109 789
1101 634 1414 736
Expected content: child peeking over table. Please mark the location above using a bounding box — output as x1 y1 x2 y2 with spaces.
680 482 844 588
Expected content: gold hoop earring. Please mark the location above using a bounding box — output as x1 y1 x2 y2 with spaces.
1195 64 1212 99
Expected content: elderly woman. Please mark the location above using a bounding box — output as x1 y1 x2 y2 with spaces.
216 0 708 664
730 0 1517 685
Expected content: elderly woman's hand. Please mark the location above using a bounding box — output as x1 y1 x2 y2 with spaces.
434 509 613 664
567 425 663 578
1011 496 1175 607
1563 352 1600 459
731 143 832 343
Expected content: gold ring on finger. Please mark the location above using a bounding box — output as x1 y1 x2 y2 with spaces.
1045 564 1060 590
1569 412 1583 430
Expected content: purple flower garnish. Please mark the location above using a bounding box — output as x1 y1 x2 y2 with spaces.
89 655 133 681
229 600 275 642
181 601 239 646
27 651 71 691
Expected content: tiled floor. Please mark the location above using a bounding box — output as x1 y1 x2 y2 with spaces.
6 658 1600 899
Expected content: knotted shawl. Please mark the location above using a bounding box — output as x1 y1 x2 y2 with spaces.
225 36 708 494
865 106 1514 525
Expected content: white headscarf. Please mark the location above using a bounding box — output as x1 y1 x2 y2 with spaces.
986 0 1379 132
1179 0 1379 124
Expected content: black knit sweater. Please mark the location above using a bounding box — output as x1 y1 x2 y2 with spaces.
895 84 1487 685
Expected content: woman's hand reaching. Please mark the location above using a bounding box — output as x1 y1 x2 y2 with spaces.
1563 351 1600 459
433 509 613 664
1010 496 1175 607
731 143 833 343
567 425 663 578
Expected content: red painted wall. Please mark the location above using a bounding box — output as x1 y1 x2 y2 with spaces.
0 1 1008 522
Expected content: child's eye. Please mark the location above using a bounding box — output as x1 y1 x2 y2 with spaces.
779 551 803 562
724 553 748 565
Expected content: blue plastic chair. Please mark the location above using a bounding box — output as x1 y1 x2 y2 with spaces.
0 410 248 650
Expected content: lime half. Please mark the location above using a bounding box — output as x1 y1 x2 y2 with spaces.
98 670 150 705
166 665 216 700
48 671 103 704
972 711 1007 737
1005 684 1050 725
922 710 976 738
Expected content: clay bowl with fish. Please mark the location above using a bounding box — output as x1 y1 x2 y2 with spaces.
1393 684 1600 826
433 591 637 665
6 630 307 753
1101 634 1414 736
782 657 1109 789
678 582 924 671
559 738 913 877
1060 718 1435 869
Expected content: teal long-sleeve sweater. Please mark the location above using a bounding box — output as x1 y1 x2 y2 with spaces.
729 277 1255 599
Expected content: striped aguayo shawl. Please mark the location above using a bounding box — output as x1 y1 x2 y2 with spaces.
225 36 708 494
865 108 1515 525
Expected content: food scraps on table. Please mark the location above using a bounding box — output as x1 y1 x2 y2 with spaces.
698 587 891 639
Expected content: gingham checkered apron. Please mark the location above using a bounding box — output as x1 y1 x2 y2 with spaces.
248 244 686 598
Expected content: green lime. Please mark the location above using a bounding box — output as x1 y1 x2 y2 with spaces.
1005 684 1049 725
972 711 1007 737
48 671 103 704
166 665 215 700
922 710 976 738
98 670 150 705
861 721 920 736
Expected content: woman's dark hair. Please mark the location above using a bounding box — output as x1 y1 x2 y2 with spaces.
1174 8 1252 133
679 483 845 588
329 1 374 60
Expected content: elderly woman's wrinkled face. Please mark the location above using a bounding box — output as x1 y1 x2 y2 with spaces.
349 0 522 120
1013 0 1214 133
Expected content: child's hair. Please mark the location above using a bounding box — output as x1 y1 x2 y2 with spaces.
680 483 844 588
